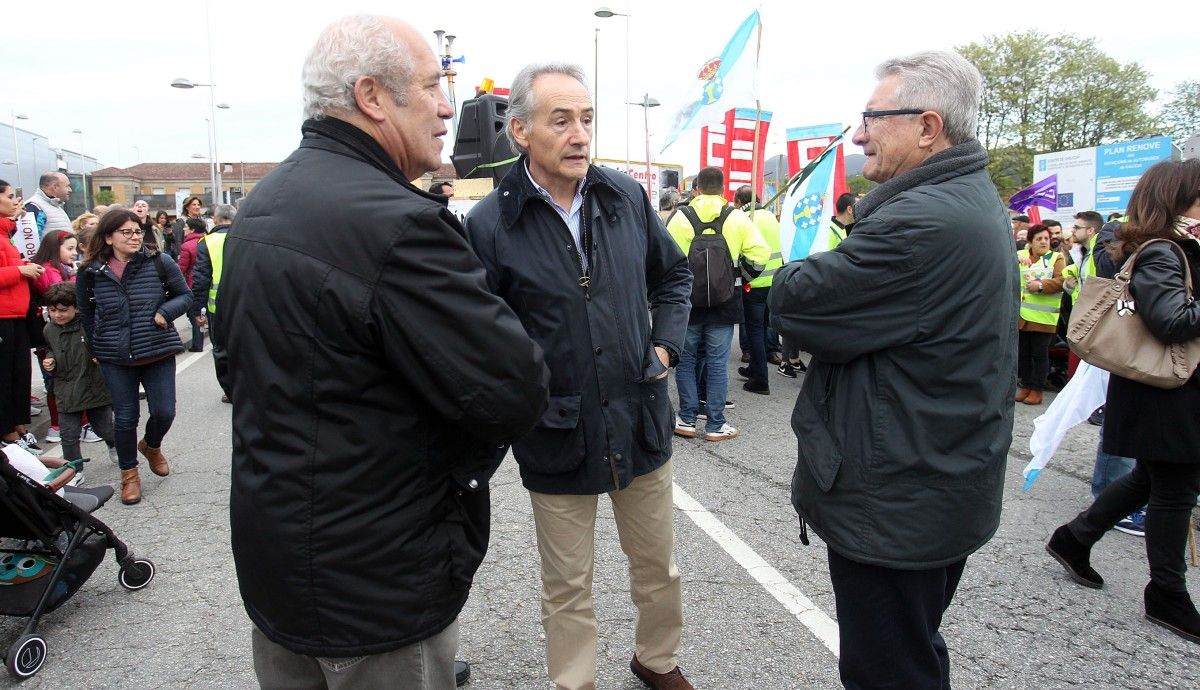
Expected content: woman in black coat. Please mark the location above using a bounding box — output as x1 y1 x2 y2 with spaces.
1047 159 1200 645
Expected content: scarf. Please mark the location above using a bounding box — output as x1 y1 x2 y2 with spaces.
1174 215 1200 242
854 140 990 221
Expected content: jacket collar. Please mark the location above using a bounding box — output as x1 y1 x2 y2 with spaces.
32 189 65 209
300 117 448 207
496 155 617 229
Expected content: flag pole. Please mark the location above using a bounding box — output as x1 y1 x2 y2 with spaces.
748 16 763 208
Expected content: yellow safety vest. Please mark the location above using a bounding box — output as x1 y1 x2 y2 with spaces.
1018 249 1061 326
203 232 227 314
1069 234 1098 302
828 220 848 251
748 209 783 289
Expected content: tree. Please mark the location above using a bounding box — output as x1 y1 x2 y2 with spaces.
94 189 115 205
1160 81 1200 146
846 175 876 195
958 31 1158 190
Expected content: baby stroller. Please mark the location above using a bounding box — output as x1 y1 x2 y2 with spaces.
0 453 156 679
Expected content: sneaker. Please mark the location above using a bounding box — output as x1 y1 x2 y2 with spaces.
17 433 44 456
673 416 697 439
703 424 739 442
46 426 61 443
107 445 119 465
777 361 798 378
30 404 42 416
81 424 103 443
1115 510 1146 537
696 399 735 419
1088 406 1105 427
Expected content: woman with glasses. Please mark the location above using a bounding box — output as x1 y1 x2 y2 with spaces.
78 210 192 505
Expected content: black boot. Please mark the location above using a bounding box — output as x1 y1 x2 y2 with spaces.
1046 525 1104 589
454 660 470 686
1145 582 1200 644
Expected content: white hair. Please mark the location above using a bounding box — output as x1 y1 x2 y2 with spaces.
875 51 982 146
302 15 413 120
505 63 589 155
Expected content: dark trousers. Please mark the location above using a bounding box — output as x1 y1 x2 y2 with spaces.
741 287 770 384
99 357 177 471
1068 459 1200 593
208 312 230 397
1017 330 1054 391
59 405 114 460
828 548 966 690
0 318 32 434
190 316 206 351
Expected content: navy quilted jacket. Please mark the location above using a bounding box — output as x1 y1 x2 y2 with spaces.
78 249 191 363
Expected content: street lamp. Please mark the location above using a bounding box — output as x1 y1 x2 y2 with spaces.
628 94 660 199
171 78 228 204
72 128 89 210
595 6 631 170
10 112 29 194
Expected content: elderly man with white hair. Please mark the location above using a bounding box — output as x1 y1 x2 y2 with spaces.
770 51 1019 689
219 15 549 689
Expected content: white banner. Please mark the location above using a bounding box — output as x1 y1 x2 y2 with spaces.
15 213 40 260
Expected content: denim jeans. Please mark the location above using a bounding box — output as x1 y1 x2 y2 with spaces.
190 316 206 351
676 323 733 432
1091 420 1136 499
99 357 177 471
59 405 114 461
741 287 770 384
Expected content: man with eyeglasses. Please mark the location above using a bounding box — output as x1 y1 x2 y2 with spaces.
770 51 1018 689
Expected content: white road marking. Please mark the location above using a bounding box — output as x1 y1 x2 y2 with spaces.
176 344 211 374
672 481 841 657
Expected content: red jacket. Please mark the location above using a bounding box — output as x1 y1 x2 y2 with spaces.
32 263 74 295
1 219 33 318
178 232 205 288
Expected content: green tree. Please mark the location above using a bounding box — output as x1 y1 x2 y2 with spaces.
94 189 115 205
846 175 876 195
958 31 1158 191
1160 80 1200 146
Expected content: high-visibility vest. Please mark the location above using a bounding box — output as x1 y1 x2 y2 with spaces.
828 220 848 251
1018 249 1061 326
1069 234 1098 302
204 232 228 314
748 209 783 289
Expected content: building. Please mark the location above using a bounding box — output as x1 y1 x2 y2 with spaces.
1183 130 1200 161
89 162 278 213
2 121 104 218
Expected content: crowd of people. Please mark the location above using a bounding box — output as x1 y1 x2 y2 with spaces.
3 12 1199 690
1 172 234 504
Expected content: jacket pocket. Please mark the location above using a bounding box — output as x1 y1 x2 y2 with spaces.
513 393 586 474
637 377 672 454
792 380 843 492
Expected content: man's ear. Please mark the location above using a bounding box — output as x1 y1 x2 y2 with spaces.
353 76 389 124
918 111 946 149
510 117 530 151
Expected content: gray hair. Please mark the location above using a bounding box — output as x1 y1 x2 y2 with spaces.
213 204 237 223
875 51 981 146
505 63 589 155
302 15 413 120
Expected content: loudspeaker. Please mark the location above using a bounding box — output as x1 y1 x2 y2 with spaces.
661 169 680 191
452 94 518 184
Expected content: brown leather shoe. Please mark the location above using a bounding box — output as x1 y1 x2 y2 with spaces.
630 656 694 690
120 468 142 505
138 439 170 476
1023 390 1043 405
1015 387 1031 402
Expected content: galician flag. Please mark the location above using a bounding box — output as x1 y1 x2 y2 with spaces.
779 124 843 261
660 10 760 152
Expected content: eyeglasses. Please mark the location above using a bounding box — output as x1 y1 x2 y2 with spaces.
115 228 144 238
861 109 926 131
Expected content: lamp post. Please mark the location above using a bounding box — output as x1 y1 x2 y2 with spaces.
594 6 631 171
171 78 229 204
10 112 29 194
593 26 599 162
433 30 461 140
72 128 89 210
628 94 660 199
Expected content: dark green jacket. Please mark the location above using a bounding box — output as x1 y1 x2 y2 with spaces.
770 141 1019 569
44 317 111 413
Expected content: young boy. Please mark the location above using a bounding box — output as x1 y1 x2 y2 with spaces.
41 282 117 470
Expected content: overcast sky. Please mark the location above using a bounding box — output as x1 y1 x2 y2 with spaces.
9 0 1195 175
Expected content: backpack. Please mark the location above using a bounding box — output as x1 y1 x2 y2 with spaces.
678 205 738 308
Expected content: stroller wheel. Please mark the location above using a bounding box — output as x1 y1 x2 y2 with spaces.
118 558 156 591
7 634 47 679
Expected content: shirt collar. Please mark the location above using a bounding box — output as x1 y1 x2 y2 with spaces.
524 161 586 213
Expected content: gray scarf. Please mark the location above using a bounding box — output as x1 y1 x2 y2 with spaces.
854 140 990 221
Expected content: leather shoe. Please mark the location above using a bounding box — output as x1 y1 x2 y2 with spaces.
1145 582 1200 644
1046 525 1103 588
630 655 693 690
120 468 142 505
454 660 470 687
743 379 770 395
1023 390 1043 405
137 439 170 477
1015 387 1031 402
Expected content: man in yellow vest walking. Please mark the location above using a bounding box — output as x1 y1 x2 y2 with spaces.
733 185 782 394
191 203 234 403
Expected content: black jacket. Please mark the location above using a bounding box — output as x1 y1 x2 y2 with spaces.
464 160 691 495
78 250 191 364
771 142 1019 569
190 224 229 317
219 118 549 657
1104 237 1200 462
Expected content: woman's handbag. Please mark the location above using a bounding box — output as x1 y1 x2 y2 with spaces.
1066 238 1200 389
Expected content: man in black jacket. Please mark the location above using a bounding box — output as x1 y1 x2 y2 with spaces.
770 51 1018 689
190 203 234 403
464 63 693 690
219 15 549 689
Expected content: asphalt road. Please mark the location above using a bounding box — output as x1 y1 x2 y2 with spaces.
4 325 1199 689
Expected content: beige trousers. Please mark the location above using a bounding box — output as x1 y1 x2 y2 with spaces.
529 461 683 690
